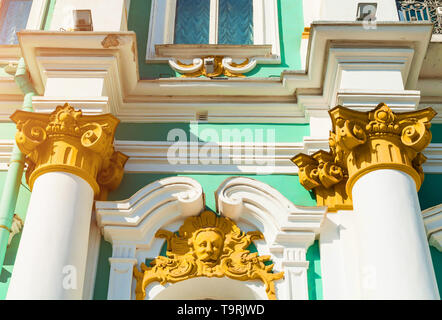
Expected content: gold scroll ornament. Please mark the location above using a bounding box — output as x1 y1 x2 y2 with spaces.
10 103 128 199
133 210 284 300
176 56 250 78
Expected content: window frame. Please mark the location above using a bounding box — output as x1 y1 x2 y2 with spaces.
0 0 36 44
146 0 281 64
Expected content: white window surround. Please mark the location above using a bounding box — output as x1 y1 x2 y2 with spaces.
146 0 281 66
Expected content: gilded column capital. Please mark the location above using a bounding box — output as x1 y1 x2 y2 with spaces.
329 103 436 195
291 150 353 212
10 103 128 197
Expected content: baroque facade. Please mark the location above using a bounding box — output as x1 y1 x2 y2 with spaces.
0 0 440 300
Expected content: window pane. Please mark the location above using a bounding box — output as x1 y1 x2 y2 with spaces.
174 0 210 44
0 0 33 45
218 0 253 45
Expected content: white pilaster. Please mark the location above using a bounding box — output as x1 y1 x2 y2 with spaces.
107 244 137 300
281 248 310 300
7 172 94 300
352 169 440 299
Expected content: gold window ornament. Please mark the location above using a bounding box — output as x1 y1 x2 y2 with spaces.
133 210 284 300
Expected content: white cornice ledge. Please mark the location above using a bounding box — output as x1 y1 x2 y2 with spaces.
422 204 442 252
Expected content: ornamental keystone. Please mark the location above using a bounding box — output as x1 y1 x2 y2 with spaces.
10 103 128 197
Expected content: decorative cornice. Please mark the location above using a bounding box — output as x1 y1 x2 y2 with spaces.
10 103 128 197
329 103 436 195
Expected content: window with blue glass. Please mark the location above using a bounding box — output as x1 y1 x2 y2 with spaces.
0 0 33 45
174 0 254 45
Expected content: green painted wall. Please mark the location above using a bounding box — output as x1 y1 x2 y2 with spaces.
430 247 442 294
307 240 322 300
127 0 304 79
431 124 442 143
116 123 310 142
0 123 19 140
419 174 442 211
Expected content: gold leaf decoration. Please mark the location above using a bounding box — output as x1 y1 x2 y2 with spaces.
133 210 284 300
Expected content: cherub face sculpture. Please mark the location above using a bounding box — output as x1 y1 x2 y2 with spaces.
192 229 224 265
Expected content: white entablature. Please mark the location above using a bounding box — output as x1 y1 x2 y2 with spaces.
95 176 327 300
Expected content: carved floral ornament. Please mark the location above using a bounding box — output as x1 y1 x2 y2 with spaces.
133 210 284 300
293 103 436 210
10 103 128 198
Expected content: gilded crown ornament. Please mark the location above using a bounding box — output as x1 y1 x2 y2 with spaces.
10 103 128 198
133 210 284 300
293 103 436 209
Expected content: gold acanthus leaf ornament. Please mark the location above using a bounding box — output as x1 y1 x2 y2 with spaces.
329 103 436 194
292 150 352 212
133 210 284 300
10 103 128 198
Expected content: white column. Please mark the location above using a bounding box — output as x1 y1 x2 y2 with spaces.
352 169 440 299
7 172 94 300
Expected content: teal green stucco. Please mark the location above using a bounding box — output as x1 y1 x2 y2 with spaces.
419 174 442 211
116 123 310 142
431 124 442 143
127 0 304 79
307 240 323 300
430 247 442 294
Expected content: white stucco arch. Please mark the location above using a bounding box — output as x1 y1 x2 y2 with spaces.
95 176 326 300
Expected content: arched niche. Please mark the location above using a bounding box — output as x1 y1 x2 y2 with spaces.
96 176 326 300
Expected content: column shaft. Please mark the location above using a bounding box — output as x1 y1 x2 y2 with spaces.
352 169 439 299
7 172 94 299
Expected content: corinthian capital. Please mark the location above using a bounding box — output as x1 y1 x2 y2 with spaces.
11 103 128 197
329 103 436 195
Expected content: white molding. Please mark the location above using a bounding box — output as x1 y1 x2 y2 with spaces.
96 177 205 242
26 0 49 30
82 210 101 300
32 96 110 114
422 204 442 252
13 23 437 123
1 139 441 174
215 177 326 246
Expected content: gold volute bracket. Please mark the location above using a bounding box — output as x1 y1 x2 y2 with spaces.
291 150 353 212
10 103 128 198
133 210 284 300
